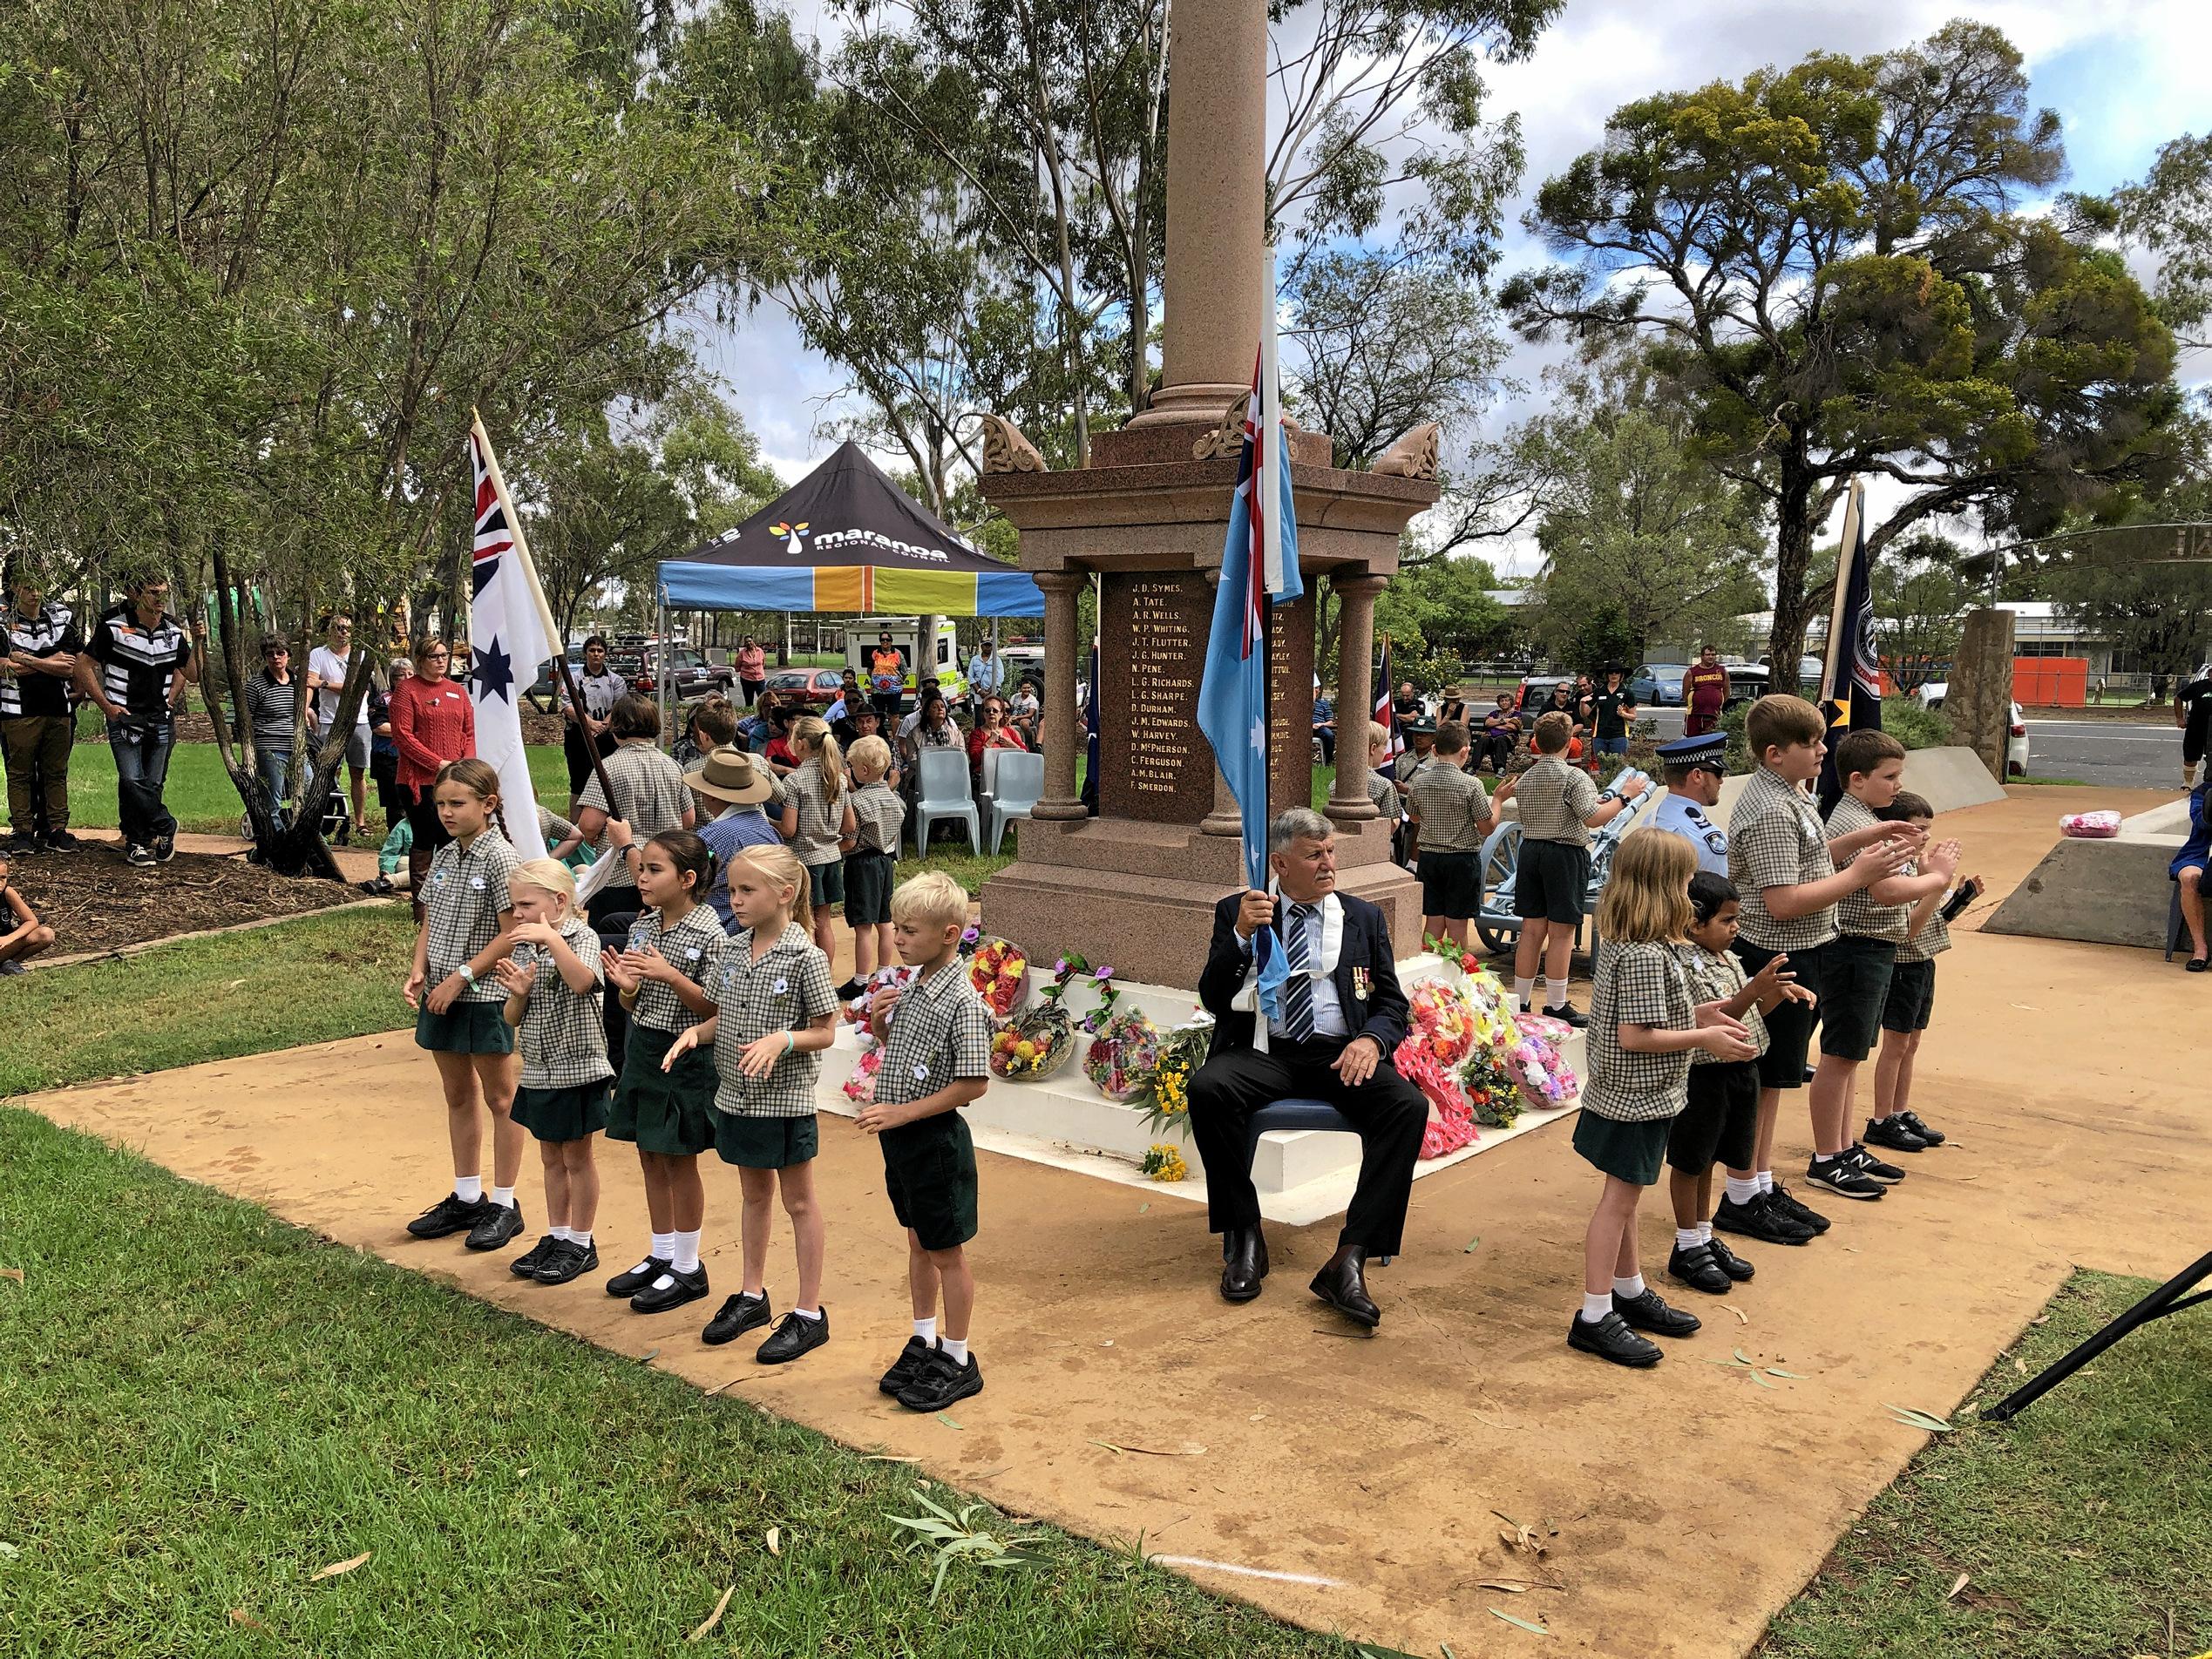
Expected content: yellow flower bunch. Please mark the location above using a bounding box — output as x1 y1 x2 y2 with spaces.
1142 1144 1188 1182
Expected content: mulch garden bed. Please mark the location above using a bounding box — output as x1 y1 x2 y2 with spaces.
10 848 375 961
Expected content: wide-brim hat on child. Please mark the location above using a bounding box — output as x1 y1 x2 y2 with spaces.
683 744 774 806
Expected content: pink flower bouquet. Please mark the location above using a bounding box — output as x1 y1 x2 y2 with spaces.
967 937 1030 1019
1504 1033 1578 1111
841 1047 883 1104
1082 1008 1161 1101
1407 980 1477 1066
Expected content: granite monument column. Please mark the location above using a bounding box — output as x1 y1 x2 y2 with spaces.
1034 571 1087 820
1327 574 1382 826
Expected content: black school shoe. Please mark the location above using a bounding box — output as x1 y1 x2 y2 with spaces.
1846 1143 1907 1185
1612 1287 1701 1337
630 1264 709 1314
406 1191 490 1239
1706 1236 1755 1282
465 1200 525 1251
1666 1243 1734 1296
702 1291 771 1347
533 1239 600 1284
756 1309 830 1364
606 1256 670 1298
1567 1311 1661 1367
510 1236 558 1277
1542 1002 1588 1029
1897 1110 1946 1147
897 1347 984 1412
1863 1115 1929 1154
879 1337 938 1396
1713 1193 1812 1246
1806 1153 1885 1201
1768 1181 1831 1234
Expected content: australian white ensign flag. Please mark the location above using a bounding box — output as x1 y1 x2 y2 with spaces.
468 416 553 860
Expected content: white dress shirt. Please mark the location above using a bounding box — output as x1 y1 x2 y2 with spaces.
1238 896 1350 1041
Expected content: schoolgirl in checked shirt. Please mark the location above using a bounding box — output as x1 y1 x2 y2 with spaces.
665 843 840 1363
494 858 614 1287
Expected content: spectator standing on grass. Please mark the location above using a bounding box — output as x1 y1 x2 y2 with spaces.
1312 686 1336 765
242 636 302 819
1684 646 1730 738
306 613 374 832
1 563 83 854
388 637 475 912
561 636 626 811
967 640 1003 701
735 634 768 708
77 576 201 869
370 656 410 835
1590 667 1639 768
573 693 695 926
869 631 906 722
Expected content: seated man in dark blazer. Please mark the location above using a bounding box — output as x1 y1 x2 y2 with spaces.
1189 807 1428 1328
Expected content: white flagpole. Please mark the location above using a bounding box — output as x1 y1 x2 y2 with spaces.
470 410 561 654
1259 244 1286 595
1818 478 1864 704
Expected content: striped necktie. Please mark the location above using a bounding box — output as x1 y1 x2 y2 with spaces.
1281 903 1318 1042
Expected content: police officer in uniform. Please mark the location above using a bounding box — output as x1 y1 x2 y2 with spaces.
1648 732 1731 876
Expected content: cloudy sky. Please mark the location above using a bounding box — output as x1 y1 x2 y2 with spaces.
689 0 2208 562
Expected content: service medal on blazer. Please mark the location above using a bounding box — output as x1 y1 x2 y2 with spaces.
1352 966 1371 1002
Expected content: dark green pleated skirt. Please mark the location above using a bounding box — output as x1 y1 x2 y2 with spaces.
414 1001 515 1056
512 1081 612 1144
607 1025 716 1156
1571 1108 1673 1188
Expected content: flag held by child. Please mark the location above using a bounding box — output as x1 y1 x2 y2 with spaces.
468 415 556 861
1816 477 1883 812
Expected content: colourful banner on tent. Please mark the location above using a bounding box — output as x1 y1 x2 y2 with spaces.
656 562 1042 617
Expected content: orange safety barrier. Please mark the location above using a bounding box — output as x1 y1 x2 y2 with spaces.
2012 657 2087 708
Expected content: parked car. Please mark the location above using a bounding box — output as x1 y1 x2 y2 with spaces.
1514 674 1580 714
525 648 587 713
763 667 846 708
629 644 733 702
1917 683 2030 776
1628 663 1689 706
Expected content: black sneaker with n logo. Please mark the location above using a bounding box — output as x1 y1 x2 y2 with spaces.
1806 1153 1884 1201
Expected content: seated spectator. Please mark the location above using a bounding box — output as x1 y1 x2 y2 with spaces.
1009 678 1042 748
1479 691 1521 774
683 744 784 935
825 668 862 726
739 689 781 755
0 853 55 973
538 804 594 870
967 694 1028 788
763 700 802 775
899 675 944 741
2173 780 2211 971
1391 681 1424 720
1312 686 1336 765
363 816 411 896
843 702 900 790
672 696 740 816
1436 688 1469 727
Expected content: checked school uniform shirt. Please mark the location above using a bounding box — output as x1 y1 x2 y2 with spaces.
1827 792 1912 942
575 743 691 894
1582 939 1697 1122
1405 763 1490 853
1513 755 1599 849
424 830 520 1003
1677 942 1768 1066
85 603 190 718
623 904 728 1034
871 958 994 1109
0 601 81 717
1728 767 1837 952
1896 866 1954 964
513 918 615 1089
783 756 846 869
846 779 906 854
709 922 840 1118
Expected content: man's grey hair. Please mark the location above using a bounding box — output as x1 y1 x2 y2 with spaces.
1268 807 1333 856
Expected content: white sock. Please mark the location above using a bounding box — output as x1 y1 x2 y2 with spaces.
792 1306 823 1322
913 1317 938 1344
650 1231 675 1264
1578 1292 1612 1324
940 1336 969 1364
1756 1171 1774 1195
572 1229 593 1248
489 1185 516 1210
1547 980 1569 1011
1725 1175 1761 1206
1612 1274 1645 1299
1675 1228 1701 1252
453 1175 483 1203
671 1229 702 1275
1513 975 1534 1009
550 1225 573 1243
1696 1222 1713 1244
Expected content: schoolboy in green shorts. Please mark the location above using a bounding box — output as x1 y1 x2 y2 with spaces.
1871 790 1978 1154
1404 720 1503 951
1510 709 1645 1026
858 870 992 1413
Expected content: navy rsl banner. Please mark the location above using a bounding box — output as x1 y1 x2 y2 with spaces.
1815 476 1883 814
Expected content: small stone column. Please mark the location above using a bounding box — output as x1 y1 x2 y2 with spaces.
1950 606 2017 782
1327 575 1383 826
1033 572 1087 820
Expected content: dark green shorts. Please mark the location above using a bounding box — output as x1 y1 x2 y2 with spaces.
607 1025 716 1156
1818 933 1896 1062
880 1113 978 1251
709 1107 819 1169
1882 958 1937 1033
1417 849 1483 919
1572 1108 1673 1187
1514 838 1590 924
843 850 896 925
512 1081 612 1144
414 1001 516 1056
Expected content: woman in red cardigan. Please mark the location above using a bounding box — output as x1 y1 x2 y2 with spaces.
389 637 476 911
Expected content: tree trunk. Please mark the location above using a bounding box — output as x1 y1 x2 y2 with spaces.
1767 454 1817 682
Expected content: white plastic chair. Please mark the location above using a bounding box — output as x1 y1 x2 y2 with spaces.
913 747 980 854
983 749 1044 854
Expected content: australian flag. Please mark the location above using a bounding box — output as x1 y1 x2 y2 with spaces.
469 416 554 859
1816 479 1883 814
1197 329 1303 1025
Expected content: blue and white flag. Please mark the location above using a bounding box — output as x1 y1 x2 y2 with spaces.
469 415 554 861
1196 310 1303 1025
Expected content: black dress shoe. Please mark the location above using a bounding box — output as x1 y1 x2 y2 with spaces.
1863 1115 1929 1154
1219 1224 1267 1303
533 1239 599 1284
606 1256 670 1297
1666 1243 1733 1295
1612 1287 1701 1337
406 1191 489 1239
630 1264 709 1314
756 1309 830 1364
1768 1182 1831 1234
1898 1109 1946 1147
1713 1193 1812 1246
879 1336 938 1396
702 1290 771 1346
1568 1310 1661 1367
509 1236 557 1277
1309 1247 1381 1329
1705 1235 1755 1282
464 1201 525 1251
1544 1002 1588 1029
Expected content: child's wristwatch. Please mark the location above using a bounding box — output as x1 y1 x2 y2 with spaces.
459 965 477 986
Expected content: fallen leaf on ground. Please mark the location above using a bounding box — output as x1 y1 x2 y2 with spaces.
0 1268 22 1285
227 1609 265 1629
1766 1368 1803 1380
1885 1404 1955 1434
1489 1607 1550 1635
2030 1314 2050 1326
0 1541 17 1560
1463 1236 1482 1253
638 1348 661 1364
309 1551 371 1581
1947 1572 1970 1600
938 1416 963 1431
766 1527 781 1555
1733 1346 1754 1365
1720 1303 1747 1324
515 1467 532 1478
687 1584 735 1642
1137 1202 1150 1213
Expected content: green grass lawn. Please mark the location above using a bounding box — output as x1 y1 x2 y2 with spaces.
1767 1269 2212 1659
0 1107 1367 1658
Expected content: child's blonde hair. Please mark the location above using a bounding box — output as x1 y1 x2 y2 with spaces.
790 714 845 805
847 734 892 780
729 843 813 938
1594 828 1696 944
891 870 967 931
512 857 577 915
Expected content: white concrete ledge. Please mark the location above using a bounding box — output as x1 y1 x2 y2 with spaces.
1985 797 2184 951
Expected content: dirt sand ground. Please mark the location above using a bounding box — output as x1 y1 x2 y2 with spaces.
24 787 2208 1658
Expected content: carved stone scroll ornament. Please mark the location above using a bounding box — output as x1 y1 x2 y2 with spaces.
1191 394 1250 461
978 412 1049 474
1371 421 1440 480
